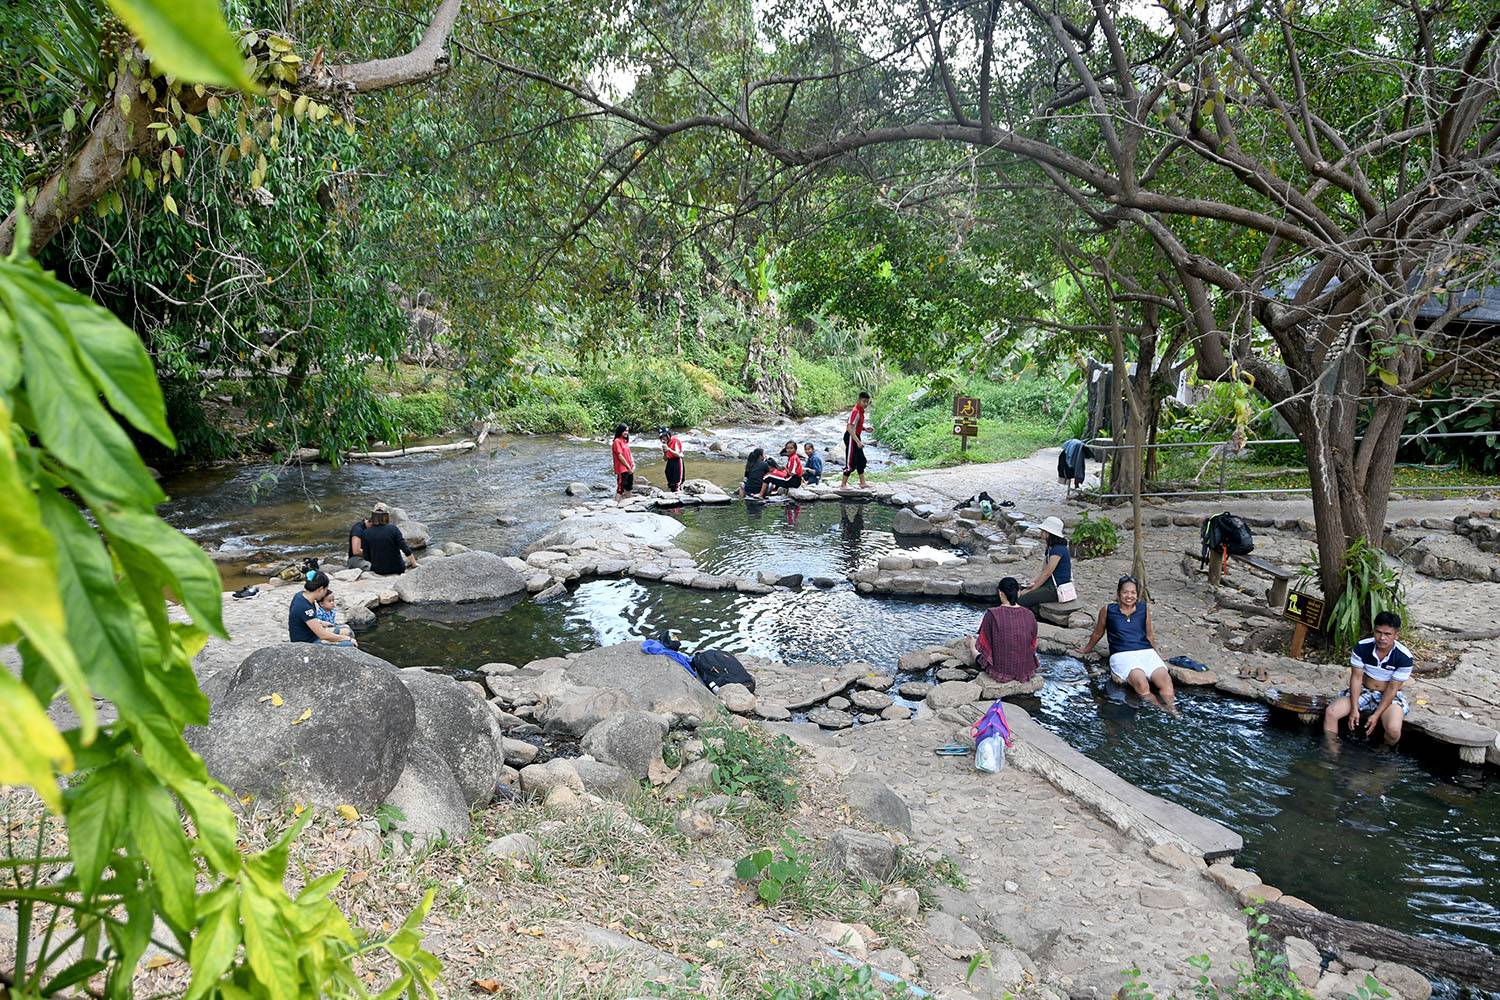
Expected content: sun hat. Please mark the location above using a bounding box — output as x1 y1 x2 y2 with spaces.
1038 515 1066 538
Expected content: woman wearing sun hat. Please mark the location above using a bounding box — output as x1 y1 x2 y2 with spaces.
1018 515 1076 611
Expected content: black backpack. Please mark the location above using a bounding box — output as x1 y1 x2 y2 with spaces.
1202 512 1254 562
691 649 756 694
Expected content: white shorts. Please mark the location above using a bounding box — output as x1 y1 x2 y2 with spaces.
1110 648 1168 682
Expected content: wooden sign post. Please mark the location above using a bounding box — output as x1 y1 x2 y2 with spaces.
1283 590 1326 660
952 395 980 453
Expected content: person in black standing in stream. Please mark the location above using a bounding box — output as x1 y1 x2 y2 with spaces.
360 503 417 575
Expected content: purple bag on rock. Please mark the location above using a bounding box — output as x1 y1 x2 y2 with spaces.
969 700 1013 774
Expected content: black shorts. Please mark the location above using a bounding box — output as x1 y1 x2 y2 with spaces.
843 431 867 474
665 457 684 490
765 473 802 490
617 471 634 493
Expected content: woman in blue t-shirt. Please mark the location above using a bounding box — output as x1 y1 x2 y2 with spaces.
1080 576 1177 714
1018 516 1074 610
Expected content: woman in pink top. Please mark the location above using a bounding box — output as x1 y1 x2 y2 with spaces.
611 424 635 498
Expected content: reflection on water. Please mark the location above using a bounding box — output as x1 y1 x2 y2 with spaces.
673 501 959 580
362 577 983 671
1029 654 1500 956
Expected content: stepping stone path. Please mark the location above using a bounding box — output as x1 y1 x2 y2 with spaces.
935 667 972 682
850 689 894 712
807 707 854 729
899 681 933 699
828 717 1250 998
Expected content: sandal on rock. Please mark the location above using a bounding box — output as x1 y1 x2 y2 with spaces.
933 744 971 756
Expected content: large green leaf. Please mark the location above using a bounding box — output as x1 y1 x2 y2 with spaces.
80 489 227 640
1 264 164 507
47 277 174 446
0 398 94 748
64 762 130 894
126 761 197 932
186 883 242 1000
239 882 299 1000
104 0 254 90
0 668 72 812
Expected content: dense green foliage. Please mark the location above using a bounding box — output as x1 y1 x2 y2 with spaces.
1071 513 1120 560
702 720 801 811
1299 538 1413 655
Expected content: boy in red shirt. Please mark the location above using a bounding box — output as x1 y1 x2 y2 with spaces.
841 391 871 488
611 424 635 498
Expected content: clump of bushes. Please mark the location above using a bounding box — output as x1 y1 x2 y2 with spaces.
701 720 801 810
379 390 457 440
1071 512 1120 558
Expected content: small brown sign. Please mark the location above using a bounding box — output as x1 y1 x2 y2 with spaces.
1283 590 1325 629
952 420 978 437
952 395 982 419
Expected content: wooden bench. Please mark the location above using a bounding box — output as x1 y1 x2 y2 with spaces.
1186 548 1295 610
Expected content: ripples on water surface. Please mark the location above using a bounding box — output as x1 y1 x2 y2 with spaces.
1031 654 1500 956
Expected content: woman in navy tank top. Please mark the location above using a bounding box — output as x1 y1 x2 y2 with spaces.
1080 576 1177 714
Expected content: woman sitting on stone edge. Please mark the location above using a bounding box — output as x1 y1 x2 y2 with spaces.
974 577 1038 683
1017 515 1074 611
1079 575 1177 715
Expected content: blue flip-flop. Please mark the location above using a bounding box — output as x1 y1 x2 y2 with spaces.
1169 655 1210 672
933 744 970 756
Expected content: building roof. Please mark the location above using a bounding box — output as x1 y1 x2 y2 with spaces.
1274 272 1500 326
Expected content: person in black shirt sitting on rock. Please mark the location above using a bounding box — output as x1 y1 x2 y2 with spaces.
347 510 374 569
360 503 417 575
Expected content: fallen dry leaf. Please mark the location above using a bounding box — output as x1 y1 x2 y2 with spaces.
292 707 313 725
336 804 360 821
471 979 501 994
143 955 175 970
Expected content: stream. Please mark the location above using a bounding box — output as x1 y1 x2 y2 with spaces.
161 441 1498 969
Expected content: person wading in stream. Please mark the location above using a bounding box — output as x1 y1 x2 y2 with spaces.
659 426 685 492
974 577 1038 682
1322 611 1413 745
612 424 636 499
1080 576 1177 715
840 391 871 489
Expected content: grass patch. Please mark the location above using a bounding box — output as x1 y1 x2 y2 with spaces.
1150 451 1500 497
871 372 1068 468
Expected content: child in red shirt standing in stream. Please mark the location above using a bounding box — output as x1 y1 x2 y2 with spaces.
840 391 871 489
612 424 635 499
658 426 685 492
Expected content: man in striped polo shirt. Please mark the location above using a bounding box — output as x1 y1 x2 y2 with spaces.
1322 611 1414 745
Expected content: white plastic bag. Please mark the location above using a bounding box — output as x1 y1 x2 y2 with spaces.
975 734 1006 773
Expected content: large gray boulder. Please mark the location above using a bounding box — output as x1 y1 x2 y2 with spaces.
383 744 470 840
892 508 941 537
527 510 684 552
190 644 416 811
536 682 635 738
559 643 720 721
389 506 430 550
394 550 526 604
843 775 913 833
399 670 504 807
581 711 666 780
